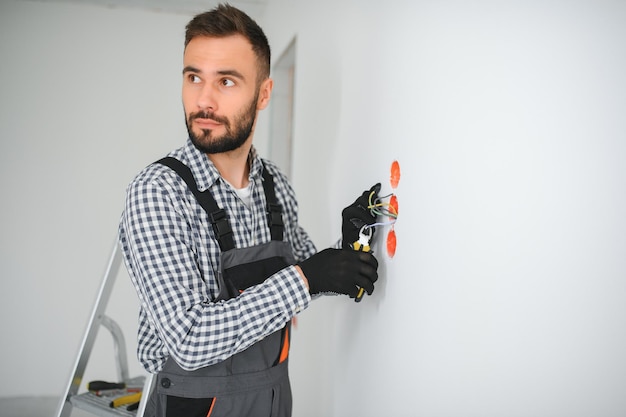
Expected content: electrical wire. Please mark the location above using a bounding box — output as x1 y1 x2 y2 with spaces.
366 190 398 229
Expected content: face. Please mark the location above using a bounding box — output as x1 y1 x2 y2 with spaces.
182 35 272 154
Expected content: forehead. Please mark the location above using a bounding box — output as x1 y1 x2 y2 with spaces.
183 34 258 75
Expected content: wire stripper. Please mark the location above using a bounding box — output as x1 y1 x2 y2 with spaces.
352 225 373 302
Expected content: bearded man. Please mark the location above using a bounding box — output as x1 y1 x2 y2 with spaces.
119 5 379 416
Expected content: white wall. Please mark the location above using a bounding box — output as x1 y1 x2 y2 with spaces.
263 1 626 416
0 0 192 398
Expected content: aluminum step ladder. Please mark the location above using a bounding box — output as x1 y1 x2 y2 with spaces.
56 242 154 417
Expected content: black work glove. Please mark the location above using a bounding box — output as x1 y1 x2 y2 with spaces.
341 183 381 249
298 248 378 298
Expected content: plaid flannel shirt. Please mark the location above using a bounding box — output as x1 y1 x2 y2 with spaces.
119 139 315 373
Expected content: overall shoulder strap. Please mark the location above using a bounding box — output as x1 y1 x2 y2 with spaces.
260 162 284 242
156 157 235 251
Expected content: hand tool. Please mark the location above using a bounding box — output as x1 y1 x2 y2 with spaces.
88 380 126 391
110 392 142 408
93 388 140 397
352 225 373 302
126 401 140 411
88 380 142 396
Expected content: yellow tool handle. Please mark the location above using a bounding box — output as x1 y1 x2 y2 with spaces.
353 225 373 303
110 392 142 408
355 286 365 302
353 243 369 303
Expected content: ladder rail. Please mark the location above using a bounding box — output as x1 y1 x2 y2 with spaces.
101 315 130 383
136 372 154 417
56 242 124 417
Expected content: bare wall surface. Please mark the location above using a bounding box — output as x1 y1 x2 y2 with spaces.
264 1 626 416
0 0 190 399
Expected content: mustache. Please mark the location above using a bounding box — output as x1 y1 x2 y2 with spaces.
190 111 229 126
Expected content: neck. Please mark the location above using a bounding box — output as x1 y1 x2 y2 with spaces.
207 141 252 188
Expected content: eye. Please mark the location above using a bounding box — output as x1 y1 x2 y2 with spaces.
221 78 235 87
188 74 201 84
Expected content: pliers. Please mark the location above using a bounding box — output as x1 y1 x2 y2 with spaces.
352 225 373 302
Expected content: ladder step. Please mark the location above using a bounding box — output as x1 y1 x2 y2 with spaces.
70 376 145 417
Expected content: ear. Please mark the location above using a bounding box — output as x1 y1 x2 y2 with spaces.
256 77 273 110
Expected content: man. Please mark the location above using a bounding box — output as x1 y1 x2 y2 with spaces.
119 4 379 417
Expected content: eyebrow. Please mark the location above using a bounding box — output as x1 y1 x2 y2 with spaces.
182 65 201 75
182 66 246 81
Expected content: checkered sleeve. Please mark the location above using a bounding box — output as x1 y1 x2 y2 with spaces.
120 166 310 372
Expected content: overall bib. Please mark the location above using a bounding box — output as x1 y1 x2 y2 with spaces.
148 157 295 417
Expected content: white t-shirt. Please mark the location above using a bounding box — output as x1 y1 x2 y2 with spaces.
231 181 253 208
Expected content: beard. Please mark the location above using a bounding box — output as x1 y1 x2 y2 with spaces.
186 92 259 155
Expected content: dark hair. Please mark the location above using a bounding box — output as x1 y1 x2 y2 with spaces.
185 3 271 81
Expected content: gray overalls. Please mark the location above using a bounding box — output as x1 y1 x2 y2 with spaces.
147 157 295 417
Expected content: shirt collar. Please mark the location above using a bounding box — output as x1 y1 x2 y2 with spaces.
181 138 264 192
247 146 264 181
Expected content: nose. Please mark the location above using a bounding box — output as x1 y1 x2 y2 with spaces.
196 83 218 112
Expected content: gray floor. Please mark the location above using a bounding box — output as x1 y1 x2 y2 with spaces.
0 397 92 417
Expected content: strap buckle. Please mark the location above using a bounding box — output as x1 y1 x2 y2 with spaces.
210 209 234 250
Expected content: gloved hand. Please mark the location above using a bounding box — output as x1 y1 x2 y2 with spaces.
297 248 378 297
342 183 381 249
